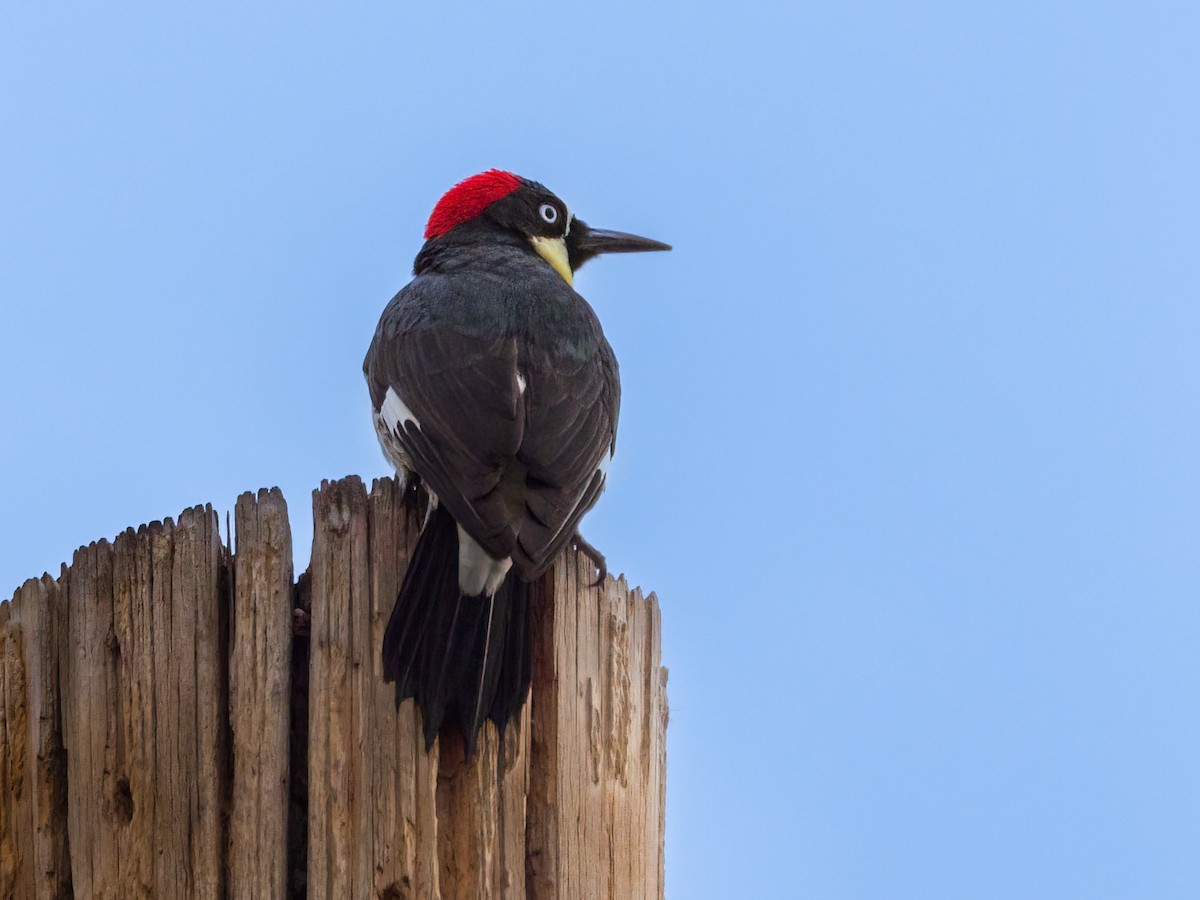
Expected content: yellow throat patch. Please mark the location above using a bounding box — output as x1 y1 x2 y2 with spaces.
530 236 573 285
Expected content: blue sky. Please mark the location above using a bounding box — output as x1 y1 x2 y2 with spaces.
3 2 1199 897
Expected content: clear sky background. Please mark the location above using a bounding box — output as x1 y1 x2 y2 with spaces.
3 2 1198 897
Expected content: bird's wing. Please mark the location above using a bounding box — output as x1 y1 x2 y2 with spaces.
512 335 619 575
365 279 528 555
365 275 619 577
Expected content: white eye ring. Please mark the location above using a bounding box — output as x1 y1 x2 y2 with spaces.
539 203 558 224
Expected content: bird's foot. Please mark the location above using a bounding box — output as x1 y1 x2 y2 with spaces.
571 532 608 587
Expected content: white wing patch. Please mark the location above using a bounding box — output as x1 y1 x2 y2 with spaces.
373 386 422 480
381 386 421 433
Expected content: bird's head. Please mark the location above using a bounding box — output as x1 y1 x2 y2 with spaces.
421 169 670 284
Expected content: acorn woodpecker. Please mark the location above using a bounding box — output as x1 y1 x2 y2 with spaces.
364 170 669 751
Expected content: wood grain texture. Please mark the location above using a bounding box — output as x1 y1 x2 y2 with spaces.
59 507 229 899
364 477 441 899
435 713 530 900
307 477 442 900
230 488 294 900
0 575 70 900
303 476 666 900
2 477 667 898
525 553 669 900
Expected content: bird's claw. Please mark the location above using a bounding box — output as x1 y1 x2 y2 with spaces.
571 532 608 587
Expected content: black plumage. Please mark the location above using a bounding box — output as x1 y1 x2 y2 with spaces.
363 172 668 752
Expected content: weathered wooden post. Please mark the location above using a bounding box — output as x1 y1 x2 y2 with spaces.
0 477 667 899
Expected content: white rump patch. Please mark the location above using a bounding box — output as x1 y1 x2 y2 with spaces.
598 450 613 479
381 386 420 433
457 525 512 597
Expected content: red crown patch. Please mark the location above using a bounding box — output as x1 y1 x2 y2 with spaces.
424 169 523 239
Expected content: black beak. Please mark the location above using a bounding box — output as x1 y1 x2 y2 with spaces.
568 219 671 270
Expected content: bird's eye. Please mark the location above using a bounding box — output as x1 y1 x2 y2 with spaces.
539 203 558 224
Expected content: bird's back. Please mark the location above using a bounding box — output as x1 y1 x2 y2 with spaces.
364 246 619 578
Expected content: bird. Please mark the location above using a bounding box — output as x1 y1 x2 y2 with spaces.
363 170 670 753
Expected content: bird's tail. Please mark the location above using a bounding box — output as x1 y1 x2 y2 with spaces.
381 504 532 752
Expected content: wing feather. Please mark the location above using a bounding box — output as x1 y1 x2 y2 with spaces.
364 274 618 578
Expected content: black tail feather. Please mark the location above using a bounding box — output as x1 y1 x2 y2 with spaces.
382 505 533 752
